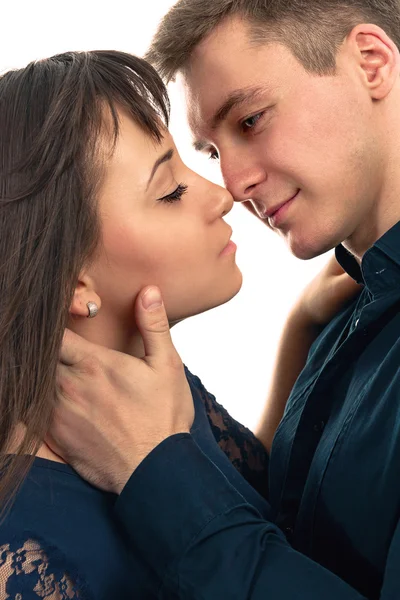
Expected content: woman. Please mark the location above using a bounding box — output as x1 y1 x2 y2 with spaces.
0 50 357 598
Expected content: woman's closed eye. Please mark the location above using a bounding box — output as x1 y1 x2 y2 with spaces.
157 183 188 204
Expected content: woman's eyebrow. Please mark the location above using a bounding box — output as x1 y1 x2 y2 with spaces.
146 148 174 190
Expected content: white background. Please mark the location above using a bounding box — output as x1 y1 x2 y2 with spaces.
1 0 328 430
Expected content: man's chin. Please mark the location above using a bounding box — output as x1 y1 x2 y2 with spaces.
287 236 337 261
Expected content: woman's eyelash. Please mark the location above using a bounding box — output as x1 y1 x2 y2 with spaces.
158 183 188 204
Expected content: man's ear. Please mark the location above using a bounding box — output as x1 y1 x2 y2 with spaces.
346 24 399 100
69 274 102 319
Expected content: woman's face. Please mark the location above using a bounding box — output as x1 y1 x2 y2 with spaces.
87 109 242 327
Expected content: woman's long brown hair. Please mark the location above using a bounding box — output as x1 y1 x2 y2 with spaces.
0 50 170 513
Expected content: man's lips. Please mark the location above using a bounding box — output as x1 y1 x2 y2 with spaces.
261 190 300 219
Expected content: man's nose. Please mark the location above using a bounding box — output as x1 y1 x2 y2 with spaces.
220 153 267 203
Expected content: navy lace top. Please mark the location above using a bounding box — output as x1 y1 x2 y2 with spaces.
0 367 270 599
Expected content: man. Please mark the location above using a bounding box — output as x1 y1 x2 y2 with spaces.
50 1 400 598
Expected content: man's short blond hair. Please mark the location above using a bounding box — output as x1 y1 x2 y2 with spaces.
146 0 400 82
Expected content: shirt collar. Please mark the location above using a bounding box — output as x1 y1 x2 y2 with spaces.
335 220 400 298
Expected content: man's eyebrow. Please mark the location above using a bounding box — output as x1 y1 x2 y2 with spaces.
210 85 268 130
193 86 270 152
146 148 174 190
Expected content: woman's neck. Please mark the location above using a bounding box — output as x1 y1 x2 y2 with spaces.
6 424 67 464
36 311 146 465
68 309 145 358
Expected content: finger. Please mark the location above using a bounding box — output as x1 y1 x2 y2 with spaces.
59 328 98 366
135 286 178 361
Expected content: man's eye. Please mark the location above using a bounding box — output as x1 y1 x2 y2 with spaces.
241 112 264 131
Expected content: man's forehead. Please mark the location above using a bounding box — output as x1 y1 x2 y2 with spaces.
179 35 283 141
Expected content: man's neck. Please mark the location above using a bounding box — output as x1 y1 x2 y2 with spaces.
342 102 400 263
343 172 400 264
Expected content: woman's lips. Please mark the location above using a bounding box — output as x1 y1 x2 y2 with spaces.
220 240 237 256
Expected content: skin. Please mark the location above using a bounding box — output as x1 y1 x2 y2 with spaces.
45 18 384 480
69 109 242 357
45 41 372 474
38 102 359 468
36 108 242 463
181 17 400 262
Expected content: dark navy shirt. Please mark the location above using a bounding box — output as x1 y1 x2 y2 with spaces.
115 221 400 599
0 368 270 598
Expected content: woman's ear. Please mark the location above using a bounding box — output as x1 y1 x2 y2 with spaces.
69 274 102 319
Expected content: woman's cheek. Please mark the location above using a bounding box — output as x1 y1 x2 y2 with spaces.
100 222 195 300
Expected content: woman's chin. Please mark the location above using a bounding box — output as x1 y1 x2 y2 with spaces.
168 272 243 324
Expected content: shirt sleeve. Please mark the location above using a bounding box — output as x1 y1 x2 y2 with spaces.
114 434 367 599
195 374 269 499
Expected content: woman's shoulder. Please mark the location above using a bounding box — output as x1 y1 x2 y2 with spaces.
0 537 83 599
0 458 142 599
12 457 112 512
3 457 121 543
0 464 88 599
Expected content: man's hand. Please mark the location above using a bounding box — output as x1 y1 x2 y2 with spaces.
47 286 194 495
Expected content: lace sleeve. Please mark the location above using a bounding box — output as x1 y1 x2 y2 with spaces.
196 381 269 499
0 539 82 599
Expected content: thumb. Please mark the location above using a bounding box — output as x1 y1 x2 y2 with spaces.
135 286 177 361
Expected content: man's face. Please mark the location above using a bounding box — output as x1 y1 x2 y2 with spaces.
182 17 383 259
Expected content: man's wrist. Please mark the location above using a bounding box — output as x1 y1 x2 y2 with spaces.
115 430 191 494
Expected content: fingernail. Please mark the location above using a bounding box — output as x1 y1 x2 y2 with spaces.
142 287 163 311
